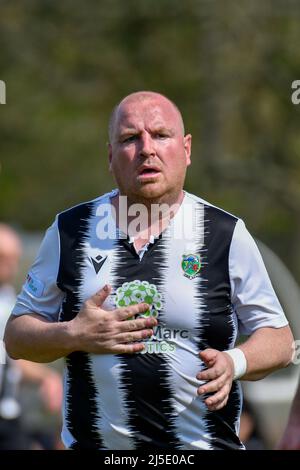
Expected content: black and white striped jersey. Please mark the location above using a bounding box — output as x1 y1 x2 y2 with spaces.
12 190 288 450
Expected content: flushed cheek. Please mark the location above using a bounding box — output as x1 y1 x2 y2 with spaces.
113 157 135 175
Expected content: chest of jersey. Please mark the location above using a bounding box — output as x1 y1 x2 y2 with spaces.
56 196 243 450
60 226 237 353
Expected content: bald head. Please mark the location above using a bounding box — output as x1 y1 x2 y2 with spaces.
0 224 22 285
108 91 185 143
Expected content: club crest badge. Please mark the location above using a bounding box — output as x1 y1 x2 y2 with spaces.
115 280 162 319
181 254 201 279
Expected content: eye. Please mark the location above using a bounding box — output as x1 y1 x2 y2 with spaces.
154 132 169 139
122 135 138 143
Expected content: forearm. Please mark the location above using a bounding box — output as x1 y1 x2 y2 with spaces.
4 314 75 363
237 326 294 381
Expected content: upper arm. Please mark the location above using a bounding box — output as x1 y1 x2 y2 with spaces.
229 219 288 336
12 217 65 322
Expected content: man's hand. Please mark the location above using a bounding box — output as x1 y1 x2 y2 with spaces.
18 360 63 413
39 370 63 413
69 284 157 355
196 348 235 411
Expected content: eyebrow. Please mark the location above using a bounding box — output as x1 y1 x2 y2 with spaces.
119 127 138 134
152 126 174 134
119 125 174 135
117 129 140 141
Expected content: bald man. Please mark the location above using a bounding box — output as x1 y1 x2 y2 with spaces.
0 224 22 323
0 224 22 279
0 224 62 449
0 224 23 361
5 91 294 450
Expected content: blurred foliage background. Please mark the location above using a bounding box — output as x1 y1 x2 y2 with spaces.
1 0 300 281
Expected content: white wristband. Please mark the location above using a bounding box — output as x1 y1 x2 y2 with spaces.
224 348 247 380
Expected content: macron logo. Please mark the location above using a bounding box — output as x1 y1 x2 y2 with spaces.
90 255 107 274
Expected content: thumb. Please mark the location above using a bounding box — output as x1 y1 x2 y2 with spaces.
199 348 218 367
89 284 112 307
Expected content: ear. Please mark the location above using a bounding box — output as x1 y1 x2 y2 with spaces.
183 134 192 167
108 143 113 172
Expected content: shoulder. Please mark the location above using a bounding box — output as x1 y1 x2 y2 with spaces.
184 191 240 234
57 190 117 225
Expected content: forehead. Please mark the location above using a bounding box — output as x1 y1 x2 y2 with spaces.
115 97 180 131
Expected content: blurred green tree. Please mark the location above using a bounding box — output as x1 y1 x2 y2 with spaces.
0 0 300 280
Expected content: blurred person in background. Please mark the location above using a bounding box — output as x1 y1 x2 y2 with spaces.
0 223 62 449
277 377 300 449
4 91 294 450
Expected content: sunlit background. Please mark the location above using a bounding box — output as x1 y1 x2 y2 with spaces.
1 0 300 449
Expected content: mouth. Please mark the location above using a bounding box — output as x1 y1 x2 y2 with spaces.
137 166 161 178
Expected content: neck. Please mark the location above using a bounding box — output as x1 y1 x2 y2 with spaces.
126 189 185 210
111 190 185 243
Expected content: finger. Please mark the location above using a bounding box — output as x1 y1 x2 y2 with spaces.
197 365 225 381
199 349 218 367
206 396 229 411
115 303 153 321
115 329 153 343
197 375 226 395
120 317 157 332
88 284 112 307
204 385 229 409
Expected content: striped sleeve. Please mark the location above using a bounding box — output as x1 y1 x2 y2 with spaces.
229 219 288 335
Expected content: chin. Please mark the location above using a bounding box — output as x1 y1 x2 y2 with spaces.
136 184 166 201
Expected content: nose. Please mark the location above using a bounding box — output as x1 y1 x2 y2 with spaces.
139 132 155 158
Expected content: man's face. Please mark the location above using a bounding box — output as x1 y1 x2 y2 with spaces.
0 232 21 285
108 96 191 204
